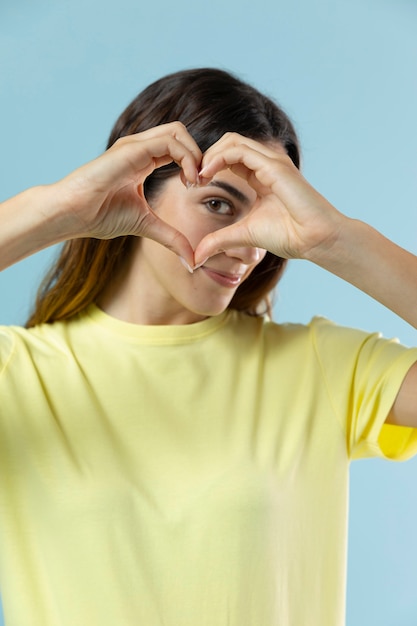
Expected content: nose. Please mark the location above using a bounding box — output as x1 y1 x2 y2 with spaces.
224 246 265 266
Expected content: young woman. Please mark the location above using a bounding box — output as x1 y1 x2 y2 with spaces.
0 68 416 626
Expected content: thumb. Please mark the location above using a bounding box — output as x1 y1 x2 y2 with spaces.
194 222 253 267
137 211 195 269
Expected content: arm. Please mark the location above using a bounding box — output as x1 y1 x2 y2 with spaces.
194 133 417 426
0 123 201 272
305 217 417 330
309 215 417 429
195 135 417 327
0 184 68 271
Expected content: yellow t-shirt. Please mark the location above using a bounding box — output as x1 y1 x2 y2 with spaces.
0 305 416 626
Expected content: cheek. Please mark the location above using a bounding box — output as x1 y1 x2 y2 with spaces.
171 218 215 250
155 205 209 250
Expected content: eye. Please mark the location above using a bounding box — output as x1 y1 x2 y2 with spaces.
204 198 234 216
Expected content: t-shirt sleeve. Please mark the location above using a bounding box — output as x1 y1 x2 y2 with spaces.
310 317 417 461
0 328 15 378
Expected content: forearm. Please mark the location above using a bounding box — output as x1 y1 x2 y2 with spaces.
0 185 74 271
308 217 417 329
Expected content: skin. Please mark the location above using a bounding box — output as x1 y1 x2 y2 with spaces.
0 123 202 271
0 122 416 426
98 169 266 325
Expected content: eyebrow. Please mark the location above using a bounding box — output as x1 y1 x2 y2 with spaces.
206 180 251 206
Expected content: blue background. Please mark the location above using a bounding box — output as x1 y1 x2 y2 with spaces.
0 0 416 623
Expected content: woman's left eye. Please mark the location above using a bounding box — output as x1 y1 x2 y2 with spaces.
204 198 233 215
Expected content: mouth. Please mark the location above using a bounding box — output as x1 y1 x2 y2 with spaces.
200 266 244 288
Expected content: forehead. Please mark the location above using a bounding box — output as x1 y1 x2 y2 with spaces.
209 169 257 204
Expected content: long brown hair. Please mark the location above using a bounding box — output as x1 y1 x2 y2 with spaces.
26 68 301 327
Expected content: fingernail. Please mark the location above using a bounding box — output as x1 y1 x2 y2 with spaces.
185 180 200 190
179 257 194 273
193 257 208 270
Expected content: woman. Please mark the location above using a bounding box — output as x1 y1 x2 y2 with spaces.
0 68 416 626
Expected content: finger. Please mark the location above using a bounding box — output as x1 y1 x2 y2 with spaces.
137 121 203 166
199 145 274 193
121 122 202 184
201 144 296 196
135 210 195 269
110 134 201 186
199 132 282 175
202 132 280 160
165 121 203 170
200 142 272 178
194 221 255 266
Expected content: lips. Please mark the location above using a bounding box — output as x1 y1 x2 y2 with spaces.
200 266 244 288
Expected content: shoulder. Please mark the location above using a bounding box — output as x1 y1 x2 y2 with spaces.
306 315 415 363
228 311 319 364
0 312 90 375
235 313 341 348
0 326 16 376
239 312 416 366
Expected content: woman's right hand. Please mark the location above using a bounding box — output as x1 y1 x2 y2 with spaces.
51 122 201 266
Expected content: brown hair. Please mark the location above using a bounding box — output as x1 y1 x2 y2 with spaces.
26 68 301 327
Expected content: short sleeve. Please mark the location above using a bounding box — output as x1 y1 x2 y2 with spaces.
310 317 417 461
0 327 15 378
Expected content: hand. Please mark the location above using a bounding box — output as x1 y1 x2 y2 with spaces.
193 133 345 266
53 122 202 267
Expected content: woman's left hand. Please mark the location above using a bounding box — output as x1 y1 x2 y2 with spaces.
193 133 345 266
194 132 417 334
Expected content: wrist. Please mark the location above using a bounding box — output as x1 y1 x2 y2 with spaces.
304 215 384 294
302 211 353 268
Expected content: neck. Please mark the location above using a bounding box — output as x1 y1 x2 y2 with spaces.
97 254 208 326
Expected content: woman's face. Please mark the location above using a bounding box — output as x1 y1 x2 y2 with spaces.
121 168 266 325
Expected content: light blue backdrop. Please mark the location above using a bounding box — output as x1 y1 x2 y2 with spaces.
0 0 416 624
